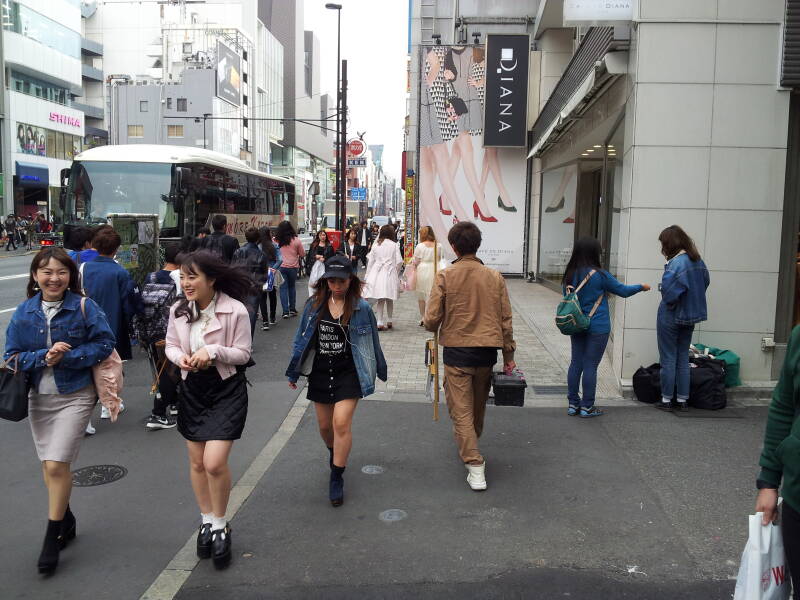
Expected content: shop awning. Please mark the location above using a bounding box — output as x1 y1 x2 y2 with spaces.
15 161 49 188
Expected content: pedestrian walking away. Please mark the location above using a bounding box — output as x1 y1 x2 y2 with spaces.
79 226 142 429
136 242 183 430
286 254 387 507
424 221 516 491
164 250 253 569
256 226 282 331
412 226 444 326
275 220 305 319
562 237 650 418
752 324 800 597
5 214 18 251
3 248 116 574
233 227 269 336
200 215 240 263
364 225 403 330
655 225 710 412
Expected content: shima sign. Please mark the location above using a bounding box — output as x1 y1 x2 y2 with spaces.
483 34 530 148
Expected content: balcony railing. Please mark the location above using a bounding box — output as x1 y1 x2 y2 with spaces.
81 37 103 57
72 101 104 120
81 64 103 82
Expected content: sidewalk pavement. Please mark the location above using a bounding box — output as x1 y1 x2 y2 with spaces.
375 278 623 406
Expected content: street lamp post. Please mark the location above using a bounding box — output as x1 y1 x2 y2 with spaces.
325 3 342 233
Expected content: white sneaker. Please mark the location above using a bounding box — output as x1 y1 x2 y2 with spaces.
85 421 96 435
465 462 487 491
100 403 125 419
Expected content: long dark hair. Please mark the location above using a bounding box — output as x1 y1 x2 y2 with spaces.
562 237 603 288
27 247 82 298
377 224 396 244
659 225 701 262
311 273 363 326
257 226 276 263
174 250 253 322
275 221 296 247
311 229 329 250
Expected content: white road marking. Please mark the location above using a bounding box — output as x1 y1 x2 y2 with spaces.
0 273 27 281
0 308 16 314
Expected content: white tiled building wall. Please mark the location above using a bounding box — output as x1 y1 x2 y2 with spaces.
614 0 788 383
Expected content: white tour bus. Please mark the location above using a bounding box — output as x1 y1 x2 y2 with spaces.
60 144 297 242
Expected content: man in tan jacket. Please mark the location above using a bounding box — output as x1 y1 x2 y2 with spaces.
424 221 516 491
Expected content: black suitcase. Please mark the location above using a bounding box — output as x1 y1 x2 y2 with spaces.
492 370 526 407
632 363 661 404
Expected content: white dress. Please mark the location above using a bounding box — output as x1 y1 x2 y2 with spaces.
414 243 442 301
364 240 403 300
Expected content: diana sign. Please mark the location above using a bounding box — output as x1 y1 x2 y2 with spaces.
563 0 633 24
483 35 530 148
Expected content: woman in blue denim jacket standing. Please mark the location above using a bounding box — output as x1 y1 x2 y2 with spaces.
4 248 115 574
286 255 387 506
563 237 650 417
656 225 710 412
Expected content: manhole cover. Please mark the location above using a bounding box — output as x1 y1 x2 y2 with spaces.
379 509 407 522
72 465 128 487
361 465 386 475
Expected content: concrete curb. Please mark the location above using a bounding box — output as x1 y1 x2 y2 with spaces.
139 387 310 600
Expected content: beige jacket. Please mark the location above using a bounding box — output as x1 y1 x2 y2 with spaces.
423 256 516 363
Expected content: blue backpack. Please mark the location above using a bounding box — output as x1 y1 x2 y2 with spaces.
555 270 605 335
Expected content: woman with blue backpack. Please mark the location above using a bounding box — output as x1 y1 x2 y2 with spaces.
655 225 710 412
560 237 650 417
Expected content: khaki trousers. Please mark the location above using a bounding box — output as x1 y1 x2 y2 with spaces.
443 365 492 464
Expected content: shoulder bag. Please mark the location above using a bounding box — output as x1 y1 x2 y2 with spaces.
0 354 30 422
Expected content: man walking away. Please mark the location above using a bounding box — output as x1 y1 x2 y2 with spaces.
190 227 211 251
201 215 239 262
66 226 97 264
136 243 181 430
424 221 516 492
233 227 269 335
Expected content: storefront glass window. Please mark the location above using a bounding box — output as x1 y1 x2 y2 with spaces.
538 164 578 285
1 1 81 59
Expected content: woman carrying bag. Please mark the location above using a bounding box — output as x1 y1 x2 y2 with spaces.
286 255 387 507
165 250 253 569
562 237 649 417
342 228 361 273
3 247 116 574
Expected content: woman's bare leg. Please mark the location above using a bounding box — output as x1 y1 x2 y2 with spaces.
431 143 471 222
202 440 234 518
456 133 493 218
186 440 213 514
42 461 71 521
331 399 359 467
487 147 515 209
314 402 335 448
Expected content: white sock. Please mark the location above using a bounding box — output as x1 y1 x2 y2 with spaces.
661 397 671 404
211 515 227 531
201 512 213 526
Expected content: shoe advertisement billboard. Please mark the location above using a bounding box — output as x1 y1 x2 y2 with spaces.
418 45 526 274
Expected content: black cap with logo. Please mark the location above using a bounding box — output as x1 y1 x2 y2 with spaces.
321 254 353 280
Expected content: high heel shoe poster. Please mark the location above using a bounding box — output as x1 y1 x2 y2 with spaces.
418 45 526 274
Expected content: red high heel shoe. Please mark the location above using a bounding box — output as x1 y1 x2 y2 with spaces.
439 195 452 216
472 202 498 223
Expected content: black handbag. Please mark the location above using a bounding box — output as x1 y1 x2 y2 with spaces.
0 354 30 422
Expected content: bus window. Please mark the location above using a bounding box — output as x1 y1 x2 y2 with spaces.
286 190 295 216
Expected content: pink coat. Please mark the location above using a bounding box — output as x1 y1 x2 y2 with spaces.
165 292 252 380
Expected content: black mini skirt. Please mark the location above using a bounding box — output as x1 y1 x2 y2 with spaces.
178 369 248 441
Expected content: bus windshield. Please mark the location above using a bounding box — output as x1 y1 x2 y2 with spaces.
66 160 177 232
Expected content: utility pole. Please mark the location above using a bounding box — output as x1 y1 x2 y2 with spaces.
340 59 348 234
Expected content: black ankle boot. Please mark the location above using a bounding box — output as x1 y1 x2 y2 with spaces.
329 465 345 507
38 520 62 574
327 447 334 470
60 506 76 550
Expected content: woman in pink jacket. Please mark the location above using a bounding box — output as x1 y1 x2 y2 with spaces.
165 250 253 570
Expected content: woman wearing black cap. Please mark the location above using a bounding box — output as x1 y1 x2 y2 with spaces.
286 255 387 506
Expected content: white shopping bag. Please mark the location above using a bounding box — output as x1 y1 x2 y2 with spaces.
733 503 791 600
307 260 326 296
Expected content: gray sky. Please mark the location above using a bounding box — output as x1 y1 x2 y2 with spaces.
304 0 409 183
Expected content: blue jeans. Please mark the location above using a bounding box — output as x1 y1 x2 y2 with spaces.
246 293 259 335
279 266 298 314
657 304 694 402
567 332 609 409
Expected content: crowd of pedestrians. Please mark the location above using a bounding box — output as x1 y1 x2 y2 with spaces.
3 214 799 598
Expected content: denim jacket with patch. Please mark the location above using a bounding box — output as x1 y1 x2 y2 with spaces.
286 298 387 397
659 253 710 326
4 290 116 394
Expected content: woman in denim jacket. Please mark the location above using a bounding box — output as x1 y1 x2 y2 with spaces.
4 248 115 574
656 225 710 412
286 255 387 506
